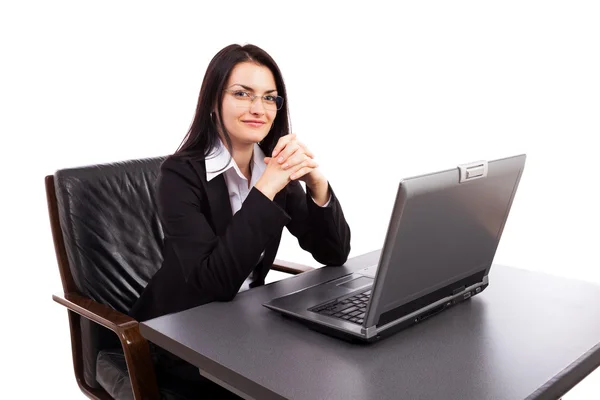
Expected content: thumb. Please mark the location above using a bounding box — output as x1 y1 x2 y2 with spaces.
264 157 272 164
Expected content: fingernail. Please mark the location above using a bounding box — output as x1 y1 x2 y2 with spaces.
282 163 288 169
278 157 284 163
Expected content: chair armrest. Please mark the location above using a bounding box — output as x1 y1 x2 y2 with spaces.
271 259 315 275
53 292 136 330
53 292 160 400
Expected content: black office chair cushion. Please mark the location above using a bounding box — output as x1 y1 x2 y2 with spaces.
96 349 202 400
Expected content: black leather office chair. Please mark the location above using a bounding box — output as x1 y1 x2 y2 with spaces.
46 156 313 400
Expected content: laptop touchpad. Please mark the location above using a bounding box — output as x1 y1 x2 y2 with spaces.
338 276 373 290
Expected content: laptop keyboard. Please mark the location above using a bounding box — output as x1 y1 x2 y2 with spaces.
310 290 371 325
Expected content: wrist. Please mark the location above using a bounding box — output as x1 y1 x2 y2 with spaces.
306 174 327 192
255 180 277 200
306 175 329 206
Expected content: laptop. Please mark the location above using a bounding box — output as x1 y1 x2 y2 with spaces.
263 154 526 342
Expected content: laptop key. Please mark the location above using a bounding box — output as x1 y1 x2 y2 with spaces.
341 306 358 314
324 303 354 314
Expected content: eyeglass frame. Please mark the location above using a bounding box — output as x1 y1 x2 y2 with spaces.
223 89 285 111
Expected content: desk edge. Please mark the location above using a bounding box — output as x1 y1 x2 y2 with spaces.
526 341 600 399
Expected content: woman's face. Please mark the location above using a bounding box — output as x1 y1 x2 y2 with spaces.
220 62 279 147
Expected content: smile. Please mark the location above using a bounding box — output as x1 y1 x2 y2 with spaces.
242 120 266 128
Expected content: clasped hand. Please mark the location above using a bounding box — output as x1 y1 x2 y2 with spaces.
255 133 327 201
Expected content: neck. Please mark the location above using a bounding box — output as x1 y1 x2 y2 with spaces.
223 137 254 180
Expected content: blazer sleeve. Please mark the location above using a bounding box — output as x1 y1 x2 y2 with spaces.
157 157 291 301
284 180 351 266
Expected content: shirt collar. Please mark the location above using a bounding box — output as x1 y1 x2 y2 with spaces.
205 138 267 182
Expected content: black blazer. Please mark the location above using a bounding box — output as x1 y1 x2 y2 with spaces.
129 155 351 321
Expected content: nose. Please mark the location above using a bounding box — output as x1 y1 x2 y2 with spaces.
249 96 266 115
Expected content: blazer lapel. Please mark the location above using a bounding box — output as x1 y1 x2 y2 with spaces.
189 159 232 237
205 174 232 237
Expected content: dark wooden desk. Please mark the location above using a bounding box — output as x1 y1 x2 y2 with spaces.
140 250 600 399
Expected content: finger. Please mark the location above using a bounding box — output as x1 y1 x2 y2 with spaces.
272 133 296 158
297 141 315 158
277 141 300 164
271 134 292 158
282 153 309 170
290 159 319 179
290 166 317 180
264 157 272 164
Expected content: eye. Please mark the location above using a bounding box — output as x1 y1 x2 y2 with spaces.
263 95 276 102
233 91 251 98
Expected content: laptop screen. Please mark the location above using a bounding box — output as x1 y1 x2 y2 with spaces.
368 155 525 325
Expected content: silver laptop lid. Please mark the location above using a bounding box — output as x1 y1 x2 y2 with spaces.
365 154 526 327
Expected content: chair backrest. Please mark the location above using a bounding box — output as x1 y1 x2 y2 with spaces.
47 155 166 389
52 156 166 312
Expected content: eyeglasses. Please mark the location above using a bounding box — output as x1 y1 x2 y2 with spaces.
223 89 284 111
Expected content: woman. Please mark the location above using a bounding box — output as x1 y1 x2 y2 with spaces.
129 43 351 395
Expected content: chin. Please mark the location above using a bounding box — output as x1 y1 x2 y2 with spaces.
240 131 269 144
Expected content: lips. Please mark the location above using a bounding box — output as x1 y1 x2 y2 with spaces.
242 120 266 128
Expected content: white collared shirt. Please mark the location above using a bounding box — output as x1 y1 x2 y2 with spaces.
206 139 268 216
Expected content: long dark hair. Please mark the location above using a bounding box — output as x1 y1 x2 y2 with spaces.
174 44 291 166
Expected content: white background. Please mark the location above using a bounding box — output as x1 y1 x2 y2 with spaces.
1 1 598 398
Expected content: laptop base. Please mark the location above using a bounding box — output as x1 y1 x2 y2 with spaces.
279 283 488 344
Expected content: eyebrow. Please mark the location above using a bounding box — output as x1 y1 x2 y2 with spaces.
231 83 277 94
